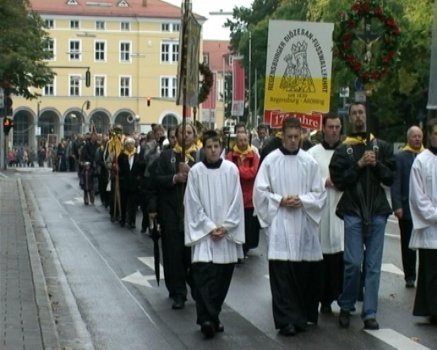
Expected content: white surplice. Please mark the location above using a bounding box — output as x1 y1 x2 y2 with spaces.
409 149 437 249
184 160 245 263
253 149 326 261
308 144 344 254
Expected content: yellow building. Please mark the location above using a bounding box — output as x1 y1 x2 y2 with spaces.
13 0 205 150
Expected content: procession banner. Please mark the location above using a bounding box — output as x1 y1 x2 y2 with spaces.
176 11 201 106
231 56 245 117
264 20 334 130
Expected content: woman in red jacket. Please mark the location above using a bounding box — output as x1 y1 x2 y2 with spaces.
226 132 260 257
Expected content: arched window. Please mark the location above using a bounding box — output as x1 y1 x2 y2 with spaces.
12 112 31 147
162 114 178 130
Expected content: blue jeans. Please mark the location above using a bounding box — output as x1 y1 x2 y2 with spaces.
338 214 386 320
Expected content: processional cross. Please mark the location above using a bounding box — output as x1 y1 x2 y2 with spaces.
356 19 381 64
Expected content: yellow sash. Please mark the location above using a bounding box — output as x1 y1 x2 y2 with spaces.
402 144 424 154
173 143 198 162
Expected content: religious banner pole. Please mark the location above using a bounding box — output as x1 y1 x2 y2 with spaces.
176 0 201 162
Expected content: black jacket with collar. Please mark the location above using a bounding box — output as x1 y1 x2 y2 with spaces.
329 136 396 220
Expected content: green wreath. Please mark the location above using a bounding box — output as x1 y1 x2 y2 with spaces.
336 0 400 83
198 62 214 104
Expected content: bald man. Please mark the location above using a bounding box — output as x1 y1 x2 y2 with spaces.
391 126 424 288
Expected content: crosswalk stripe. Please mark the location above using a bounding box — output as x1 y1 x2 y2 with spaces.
365 328 430 350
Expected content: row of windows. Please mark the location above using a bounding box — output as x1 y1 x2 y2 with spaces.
43 76 177 98
44 19 180 32
46 39 179 63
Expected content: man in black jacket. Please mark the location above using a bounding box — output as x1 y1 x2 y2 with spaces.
151 123 199 310
391 126 424 288
329 102 395 330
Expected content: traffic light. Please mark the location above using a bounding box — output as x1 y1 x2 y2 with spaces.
147 97 151 107
3 117 13 135
85 69 91 87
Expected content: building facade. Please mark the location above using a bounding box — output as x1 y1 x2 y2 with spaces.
201 40 232 130
12 0 205 150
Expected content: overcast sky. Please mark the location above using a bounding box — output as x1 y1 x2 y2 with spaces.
162 0 253 40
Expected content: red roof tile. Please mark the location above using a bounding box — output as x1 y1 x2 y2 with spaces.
28 0 206 21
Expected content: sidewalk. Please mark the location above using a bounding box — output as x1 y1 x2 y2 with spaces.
0 173 60 349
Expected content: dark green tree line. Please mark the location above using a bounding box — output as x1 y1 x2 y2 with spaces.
226 0 434 141
0 0 54 99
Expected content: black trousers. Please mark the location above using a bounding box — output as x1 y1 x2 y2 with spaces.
243 208 260 255
413 249 437 316
398 219 417 282
161 223 192 299
269 260 322 329
191 262 235 326
320 252 344 306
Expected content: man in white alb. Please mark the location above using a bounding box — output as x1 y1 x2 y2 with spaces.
184 130 245 339
253 117 326 336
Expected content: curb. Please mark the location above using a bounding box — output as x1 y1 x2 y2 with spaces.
17 178 61 350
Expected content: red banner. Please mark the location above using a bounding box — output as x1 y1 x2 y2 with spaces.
231 56 245 117
264 110 322 130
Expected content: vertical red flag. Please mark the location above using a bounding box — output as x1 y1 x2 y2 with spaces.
231 56 245 117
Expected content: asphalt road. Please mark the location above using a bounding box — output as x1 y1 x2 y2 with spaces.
12 167 437 350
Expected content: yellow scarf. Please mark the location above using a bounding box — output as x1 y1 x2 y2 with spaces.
173 142 198 162
232 144 251 157
343 133 375 145
402 144 424 154
124 148 136 158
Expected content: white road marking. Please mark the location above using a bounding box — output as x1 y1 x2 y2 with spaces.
138 257 165 278
121 257 164 288
381 263 404 276
64 197 84 205
365 328 430 350
122 271 154 288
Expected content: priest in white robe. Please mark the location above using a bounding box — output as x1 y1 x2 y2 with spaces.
184 130 245 338
409 118 437 324
308 113 344 314
253 118 326 336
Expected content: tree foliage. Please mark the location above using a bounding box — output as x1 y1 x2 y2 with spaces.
225 0 434 141
0 0 54 99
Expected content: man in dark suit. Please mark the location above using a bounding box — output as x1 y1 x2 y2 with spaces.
118 137 145 229
391 126 424 288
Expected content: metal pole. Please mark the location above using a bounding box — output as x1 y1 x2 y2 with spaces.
223 55 226 127
248 31 252 127
427 0 437 115
254 68 258 128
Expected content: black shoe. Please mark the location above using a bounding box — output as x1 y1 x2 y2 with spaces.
172 296 185 310
339 310 350 328
405 280 415 288
364 318 379 330
429 316 437 325
201 321 216 339
320 304 332 314
216 322 224 332
141 228 147 234
119 221 125 227
279 324 297 336
128 224 136 229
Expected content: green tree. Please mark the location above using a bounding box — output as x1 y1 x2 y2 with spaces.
0 0 54 99
226 0 434 141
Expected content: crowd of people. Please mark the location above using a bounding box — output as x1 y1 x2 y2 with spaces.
46 102 437 340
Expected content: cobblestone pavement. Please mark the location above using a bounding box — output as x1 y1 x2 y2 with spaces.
0 174 59 349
